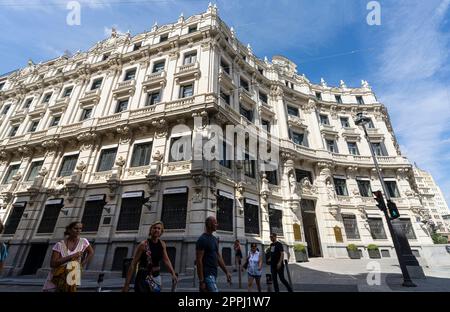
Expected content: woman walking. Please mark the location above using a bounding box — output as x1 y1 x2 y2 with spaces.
246 243 263 292
43 221 94 292
0 221 7 274
122 221 178 292
233 240 243 272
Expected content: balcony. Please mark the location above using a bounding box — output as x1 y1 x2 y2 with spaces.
50 97 70 113
60 122 82 136
92 170 113 183
79 88 101 107
320 124 338 137
288 115 307 130
126 166 150 179
112 79 136 99
218 67 235 89
142 71 166 92
162 160 192 175
174 62 200 81
97 113 122 131
259 103 275 117
239 88 255 106
165 96 195 111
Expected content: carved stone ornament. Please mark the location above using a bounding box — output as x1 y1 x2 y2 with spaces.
235 181 245 201
76 161 87 172
300 178 317 196
152 119 168 138
115 156 126 167
116 126 131 144
39 167 48 177
152 150 164 162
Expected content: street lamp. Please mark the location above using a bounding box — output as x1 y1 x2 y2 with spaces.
355 113 417 287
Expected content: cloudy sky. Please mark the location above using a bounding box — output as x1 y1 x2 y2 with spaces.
0 0 449 206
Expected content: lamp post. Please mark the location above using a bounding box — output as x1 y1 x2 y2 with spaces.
355 113 416 287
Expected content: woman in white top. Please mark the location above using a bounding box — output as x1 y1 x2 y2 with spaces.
43 221 94 292
246 243 263 292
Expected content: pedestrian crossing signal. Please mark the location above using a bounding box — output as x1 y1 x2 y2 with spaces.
387 200 400 220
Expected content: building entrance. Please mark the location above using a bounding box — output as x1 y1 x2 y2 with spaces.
300 199 322 257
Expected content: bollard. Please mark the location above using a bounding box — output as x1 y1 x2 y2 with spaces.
193 260 197 287
238 262 242 289
284 259 294 291
96 273 105 292
266 273 273 292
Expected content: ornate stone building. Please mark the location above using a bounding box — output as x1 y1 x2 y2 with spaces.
0 5 434 277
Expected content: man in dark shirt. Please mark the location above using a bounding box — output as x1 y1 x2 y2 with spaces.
196 216 232 292
270 232 293 292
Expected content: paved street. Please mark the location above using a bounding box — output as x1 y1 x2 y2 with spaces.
1 258 449 292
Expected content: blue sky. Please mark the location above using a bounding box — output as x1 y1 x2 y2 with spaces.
1 0 449 207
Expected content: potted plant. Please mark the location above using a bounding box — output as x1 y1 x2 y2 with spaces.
294 244 308 262
346 244 361 259
367 244 381 259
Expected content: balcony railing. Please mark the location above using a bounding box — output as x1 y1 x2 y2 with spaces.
112 79 136 98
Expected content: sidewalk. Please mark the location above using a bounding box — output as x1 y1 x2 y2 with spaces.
1 258 449 292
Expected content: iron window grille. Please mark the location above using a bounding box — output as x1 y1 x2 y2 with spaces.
161 192 188 229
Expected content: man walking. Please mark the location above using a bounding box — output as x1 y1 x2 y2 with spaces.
270 232 293 292
196 216 232 292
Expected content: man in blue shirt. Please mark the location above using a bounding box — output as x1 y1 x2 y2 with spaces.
196 216 232 292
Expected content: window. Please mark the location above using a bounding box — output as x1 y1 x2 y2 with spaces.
63 86 73 97
217 193 233 232
220 58 230 74
368 218 387 239
23 98 33 109
180 84 194 98
239 105 253 122
42 92 52 103
2 104 10 114
37 203 63 233
111 248 128 271
326 139 338 153
133 42 142 51
219 139 232 169
371 142 387 156
97 148 117 172
384 180 400 198
131 142 152 167
295 169 312 183
356 96 365 105
0 82 4 90
146 90 161 106
9 125 19 137
244 153 256 178
222 248 232 266
26 161 43 181
333 178 349 196
259 92 268 104
240 77 249 91
91 78 103 90
335 95 343 104
292 132 305 146
315 92 322 100
102 53 110 61
367 118 375 128
116 99 129 113
80 108 92 121
117 196 143 231
393 219 416 240
244 201 259 234
50 116 61 127
169 135 192 162
347 142 359 155
58 154 78 177
2 202 26 234
220 90 230 105
265 170 278 185
124 68 136 81
320 114 330 125
183 51 197 65
357 180 372 197
161 192 188 229
29 120 39 133
81 199 105 232
159 33 169 43
340 117 350 128
287 106 299 116
152 60 165 73
269 208 283 236
261 120 271 133
342 214 360 239
188 24 198 33
3 164 20 184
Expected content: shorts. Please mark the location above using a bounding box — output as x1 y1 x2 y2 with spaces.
248 273 262 279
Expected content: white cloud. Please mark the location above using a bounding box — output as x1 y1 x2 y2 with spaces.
371 0 450 205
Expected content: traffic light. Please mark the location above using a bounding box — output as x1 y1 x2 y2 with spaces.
373 191 387 211
387 200 400 220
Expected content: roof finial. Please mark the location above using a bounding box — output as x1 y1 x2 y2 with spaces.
320 78 327 87
152 21 158 32
27 59 34 67
247 43 252 54
111 27 117 38
178 12 184 23
339 80 347 89
361 79 371 89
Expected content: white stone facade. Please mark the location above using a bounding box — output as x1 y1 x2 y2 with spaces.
413 166 450 233
0 5 433 277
